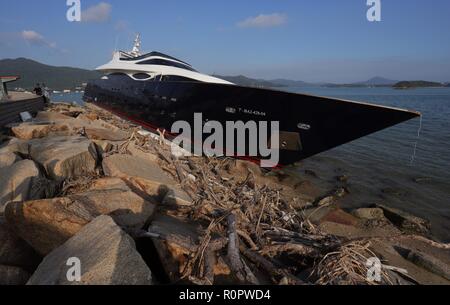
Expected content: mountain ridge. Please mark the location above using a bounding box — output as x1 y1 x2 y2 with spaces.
1 57 445 90
0 58 101 90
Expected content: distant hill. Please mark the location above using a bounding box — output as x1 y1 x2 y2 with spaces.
393 80 445 89
323 77 399 88
2 58 446 91
213 75 283 88
269 79 316 88
0 58 101 90
213 76 319 88
355 77 399 86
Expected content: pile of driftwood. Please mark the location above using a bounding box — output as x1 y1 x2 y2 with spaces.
48 103 404 285
89 120 387 285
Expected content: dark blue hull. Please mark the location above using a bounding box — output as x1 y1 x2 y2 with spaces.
83 74 420 166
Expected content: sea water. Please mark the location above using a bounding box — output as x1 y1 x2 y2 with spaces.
285 87 450 242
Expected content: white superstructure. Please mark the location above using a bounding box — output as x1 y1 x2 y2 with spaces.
96 35 234 85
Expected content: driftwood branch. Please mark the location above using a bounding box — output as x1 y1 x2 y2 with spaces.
240 245 305 285
227 214 259 284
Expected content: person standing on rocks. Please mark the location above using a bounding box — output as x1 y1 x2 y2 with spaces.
32 84 42 96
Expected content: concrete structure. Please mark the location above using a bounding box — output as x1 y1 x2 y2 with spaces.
0 76 46 127
1 76 20 101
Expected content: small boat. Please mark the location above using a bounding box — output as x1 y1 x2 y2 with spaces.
83 35 420 166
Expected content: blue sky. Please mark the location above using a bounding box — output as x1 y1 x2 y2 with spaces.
1 0 450 82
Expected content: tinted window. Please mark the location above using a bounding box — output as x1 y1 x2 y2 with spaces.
121 51 190 66
133 73 151 80
137 59 197 72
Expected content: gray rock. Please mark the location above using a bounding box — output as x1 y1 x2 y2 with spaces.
0 217 41 271
102 154 174 184
11 123 70 140
103 154 192 206
85 127 129 141
70 180 156 232
0 138 29 156
0 265 30 285
0 160 40 213
376 204 430 234
29 136 98 180
352 208 385 220
0 152 21 169
27 215 152 285
35 111 73 122
406 250 450 281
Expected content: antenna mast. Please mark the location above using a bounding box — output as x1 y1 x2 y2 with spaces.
130 33 141 57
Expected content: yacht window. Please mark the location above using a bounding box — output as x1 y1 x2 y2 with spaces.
137 59 197 72
133 73 151 80
121 51 190 66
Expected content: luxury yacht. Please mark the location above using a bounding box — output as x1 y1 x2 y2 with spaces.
83 35 420 166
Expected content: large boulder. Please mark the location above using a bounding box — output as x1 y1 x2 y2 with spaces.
0 265 30 285
352 208 385 220
376 204 431 234
29 136 98 180
35 111 73 122
0 138 29 156
27 215 152 285
0 160 40 213
126 144 159 163
5 197 93 255
102 154 192 206
404 249 450 281
11 123 70 140
319 207 359 227
0 152 21 169
85 127 129 141
0 217 41 271
70 179 156 231
5 178 155 255
103 154 173 183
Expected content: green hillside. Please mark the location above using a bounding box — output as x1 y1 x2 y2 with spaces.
393 80 445 89
213 75 283 88
0 58 101 90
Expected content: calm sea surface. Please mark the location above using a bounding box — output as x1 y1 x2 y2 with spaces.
284 87 450 242
52 88 450 241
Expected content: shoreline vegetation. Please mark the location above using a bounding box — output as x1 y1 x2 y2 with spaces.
1 58 449 91
1 102 449 285
392 81 450 89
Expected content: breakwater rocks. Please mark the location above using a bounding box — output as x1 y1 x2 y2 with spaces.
0 102 449 285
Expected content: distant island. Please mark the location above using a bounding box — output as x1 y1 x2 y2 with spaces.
392 81 448 89
322 77 400 88
0 57 448 91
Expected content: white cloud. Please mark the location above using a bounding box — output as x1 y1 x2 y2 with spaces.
81 2 112 23
237 13 287 28
22 30 54 48
21 30 66 53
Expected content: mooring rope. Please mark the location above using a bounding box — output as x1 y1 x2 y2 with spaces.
410 114 423 165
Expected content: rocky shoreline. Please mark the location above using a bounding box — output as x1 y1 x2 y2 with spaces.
0 102 449 285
